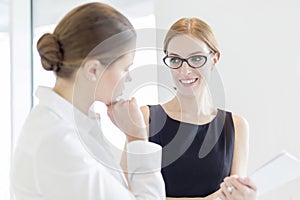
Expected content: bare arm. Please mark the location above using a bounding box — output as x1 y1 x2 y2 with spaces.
218 115 257 200
230 115 250 177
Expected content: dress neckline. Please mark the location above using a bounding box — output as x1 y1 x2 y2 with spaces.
157 104 221 126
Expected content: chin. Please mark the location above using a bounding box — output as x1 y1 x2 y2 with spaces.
177 86 201 95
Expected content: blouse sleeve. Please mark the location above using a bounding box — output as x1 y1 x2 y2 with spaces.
127 140 166 199
34 128 165 200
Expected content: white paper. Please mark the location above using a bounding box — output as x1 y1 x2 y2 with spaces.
250 151 300 196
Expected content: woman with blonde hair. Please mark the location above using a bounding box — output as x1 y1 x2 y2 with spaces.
141 18 257 200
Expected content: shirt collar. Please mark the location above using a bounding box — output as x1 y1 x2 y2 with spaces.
35 86 100 133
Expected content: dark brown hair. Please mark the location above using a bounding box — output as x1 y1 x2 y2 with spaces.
164 18 219 56
37 2 136 78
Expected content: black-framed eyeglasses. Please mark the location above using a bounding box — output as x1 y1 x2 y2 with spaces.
163 53 213 69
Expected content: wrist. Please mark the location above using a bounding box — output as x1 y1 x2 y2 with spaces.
126 128 147 142
127 136 147 143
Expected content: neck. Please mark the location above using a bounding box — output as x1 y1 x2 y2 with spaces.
53 77 92 116
53 78 73 104
171 88 215 115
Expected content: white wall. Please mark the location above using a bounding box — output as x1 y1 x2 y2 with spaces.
154 0 300 199
0 32 11 200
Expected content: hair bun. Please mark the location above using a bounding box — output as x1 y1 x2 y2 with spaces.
37 33 63 72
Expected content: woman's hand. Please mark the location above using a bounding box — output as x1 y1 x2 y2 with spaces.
219 175 257 200
107 97 147 142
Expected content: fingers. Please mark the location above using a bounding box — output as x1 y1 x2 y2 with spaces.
220 182 233 200
219 193 226 200
106 97 147 140
108 100 130 121
220 175 257 200
224 176 246 193
238 177 257 191
225 176 257 192
130 97 137 105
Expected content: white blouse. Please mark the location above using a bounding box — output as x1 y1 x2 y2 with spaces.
11 86 165 200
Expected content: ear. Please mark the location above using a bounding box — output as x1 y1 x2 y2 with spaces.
212 52 220 64
211 52 220 70
81 59 103 82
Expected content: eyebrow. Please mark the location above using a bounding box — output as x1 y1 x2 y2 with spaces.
168 51 207 57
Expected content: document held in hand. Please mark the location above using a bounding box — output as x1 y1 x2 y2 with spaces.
250 151 300 196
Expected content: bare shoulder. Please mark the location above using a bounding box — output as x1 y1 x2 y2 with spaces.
232 114 249 139
232 114 249 129
140 105 150 126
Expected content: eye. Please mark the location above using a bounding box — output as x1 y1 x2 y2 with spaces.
169 57 181 64
190 55 205 63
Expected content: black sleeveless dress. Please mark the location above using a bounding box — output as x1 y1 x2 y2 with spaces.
148 105 235 197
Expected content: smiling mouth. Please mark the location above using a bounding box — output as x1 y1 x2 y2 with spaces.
179 78 198 85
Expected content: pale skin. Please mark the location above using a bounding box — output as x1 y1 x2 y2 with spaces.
54 52 147 139
140 35 256 200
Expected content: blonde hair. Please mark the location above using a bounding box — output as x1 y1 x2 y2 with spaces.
164 18 220 57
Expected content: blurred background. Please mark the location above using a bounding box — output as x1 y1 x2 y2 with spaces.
1 0 299 199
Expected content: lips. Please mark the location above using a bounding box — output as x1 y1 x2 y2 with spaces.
179 78 198 86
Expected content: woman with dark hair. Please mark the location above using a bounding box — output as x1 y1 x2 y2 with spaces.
11 3 165 200
141 18 257 200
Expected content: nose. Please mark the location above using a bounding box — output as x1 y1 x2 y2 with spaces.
179 61 192 75
125 71 132 82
